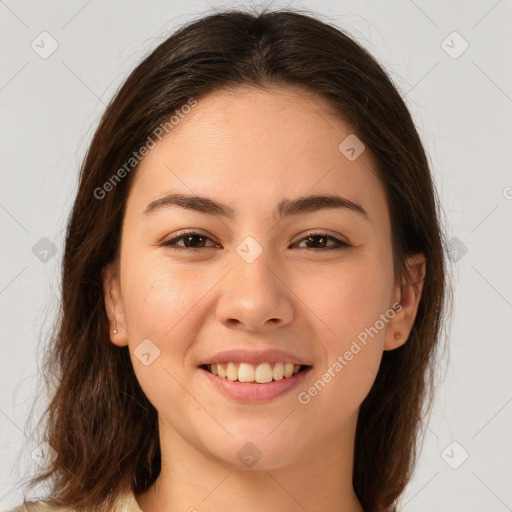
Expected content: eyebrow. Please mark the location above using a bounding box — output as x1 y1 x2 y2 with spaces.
143 192 369 221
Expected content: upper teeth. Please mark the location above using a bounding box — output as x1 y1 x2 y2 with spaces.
209 362 302 383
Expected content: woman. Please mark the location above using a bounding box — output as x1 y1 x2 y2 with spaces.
12 6 449 512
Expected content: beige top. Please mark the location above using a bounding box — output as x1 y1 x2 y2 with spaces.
6 489 144 512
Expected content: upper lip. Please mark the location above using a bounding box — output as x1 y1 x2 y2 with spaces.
198 348 313 367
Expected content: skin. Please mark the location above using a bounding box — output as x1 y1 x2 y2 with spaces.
103 85 426 512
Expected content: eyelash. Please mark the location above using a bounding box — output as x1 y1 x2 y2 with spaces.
161 230 351 251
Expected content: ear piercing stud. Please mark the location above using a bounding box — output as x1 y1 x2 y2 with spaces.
112 329 118 335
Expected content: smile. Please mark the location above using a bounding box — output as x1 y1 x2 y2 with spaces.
199 362 313 402
202 361 309 383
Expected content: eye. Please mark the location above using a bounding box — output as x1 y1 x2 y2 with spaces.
161 230 350 251
161 230 220 250
294 232 351 250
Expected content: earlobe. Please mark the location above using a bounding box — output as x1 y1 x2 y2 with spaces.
384 253 426 351
102 264 129 347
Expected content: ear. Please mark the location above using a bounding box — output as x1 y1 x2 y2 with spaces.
384 253 426 351
102 263 129 347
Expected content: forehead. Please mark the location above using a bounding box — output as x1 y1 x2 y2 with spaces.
127 85 389 226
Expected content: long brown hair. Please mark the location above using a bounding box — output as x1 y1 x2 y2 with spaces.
20 6 450 512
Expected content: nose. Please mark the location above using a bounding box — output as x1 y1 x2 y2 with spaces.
215 249 294 333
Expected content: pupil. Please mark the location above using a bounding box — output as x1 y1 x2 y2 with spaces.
308 235 326 248
186 235 204 247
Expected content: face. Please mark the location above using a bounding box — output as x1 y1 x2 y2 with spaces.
104 85 425 470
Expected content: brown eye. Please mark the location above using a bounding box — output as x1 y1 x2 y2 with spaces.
161 231 350 251
162 231 219 250
296 233 350 250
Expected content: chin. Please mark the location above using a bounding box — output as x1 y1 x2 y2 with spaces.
202 429 302 471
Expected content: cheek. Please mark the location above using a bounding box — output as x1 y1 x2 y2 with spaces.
121 256 208 340
120 259 209 408
296 268 388 424
304 254 394 342
303 254 393 401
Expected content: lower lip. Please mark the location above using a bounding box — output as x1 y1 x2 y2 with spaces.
199 366 312 402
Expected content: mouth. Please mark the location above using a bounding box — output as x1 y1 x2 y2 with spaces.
200 361 312 384
199 361 313 402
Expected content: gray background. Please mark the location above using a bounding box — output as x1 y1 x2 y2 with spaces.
1 1 511 511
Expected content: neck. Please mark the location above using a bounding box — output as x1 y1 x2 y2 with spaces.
135 413 364 512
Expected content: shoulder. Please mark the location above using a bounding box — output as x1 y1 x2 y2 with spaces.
6 500 71 512
6 489 141 512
